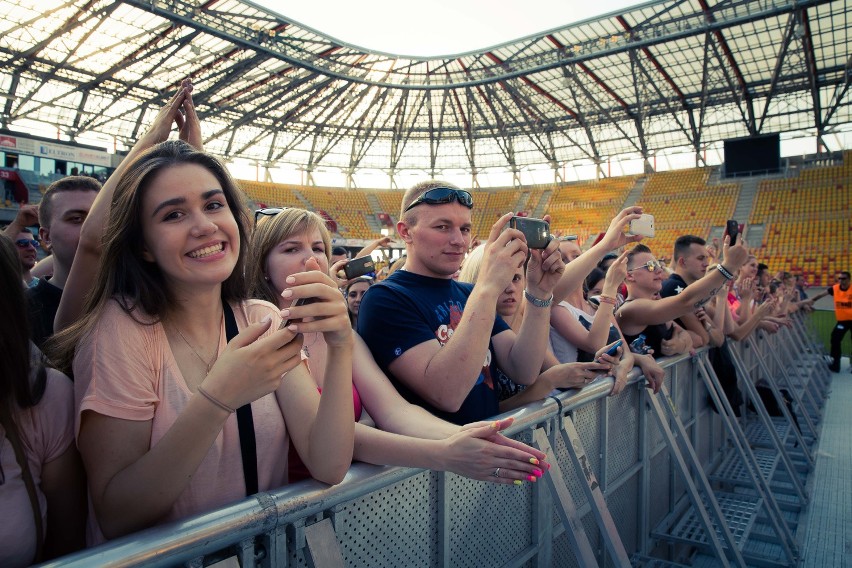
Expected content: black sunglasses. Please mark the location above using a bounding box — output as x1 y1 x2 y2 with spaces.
403 187 473 213
254 207 287 223
15 238 39 248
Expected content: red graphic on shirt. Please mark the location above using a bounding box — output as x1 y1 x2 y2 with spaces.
434 304 494 390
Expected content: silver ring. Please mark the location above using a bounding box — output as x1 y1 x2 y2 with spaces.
491 467 501 478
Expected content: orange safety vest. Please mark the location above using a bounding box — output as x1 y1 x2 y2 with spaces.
833 283 852 321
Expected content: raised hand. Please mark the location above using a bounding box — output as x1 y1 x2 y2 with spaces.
137 79 195 150
477 212 530 296
602 250 629 295
597 206 644 251
525 236 564 298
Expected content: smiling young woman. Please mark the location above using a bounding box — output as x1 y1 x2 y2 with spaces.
47 83 354 543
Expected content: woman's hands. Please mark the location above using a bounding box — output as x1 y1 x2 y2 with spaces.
281 257 353 347
443 418 549 484
137 79 201 151
602 250 629 297
598 206 645 251
201 317 304 411
547 361 614 389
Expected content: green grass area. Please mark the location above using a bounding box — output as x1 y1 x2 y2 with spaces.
810 309 849 356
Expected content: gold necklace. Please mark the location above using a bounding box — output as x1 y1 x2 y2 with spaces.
173 316 223 375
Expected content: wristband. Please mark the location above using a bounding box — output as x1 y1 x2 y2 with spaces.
598 295 617 306
717 264 735 280
524 289 553 308
197 386 235 414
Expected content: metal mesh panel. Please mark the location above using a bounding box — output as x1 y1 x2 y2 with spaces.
606 472 640 555
648 451 672 531
674 372 693 424
551 523 581 568
606 386 640 484
551 423 589 514
667 493 761 549
449 472 534 567
335 472 440 567
573 401 602 475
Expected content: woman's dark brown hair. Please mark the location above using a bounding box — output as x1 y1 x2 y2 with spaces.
47 140 251 375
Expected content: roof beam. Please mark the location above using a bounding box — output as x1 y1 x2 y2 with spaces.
123 0 832 90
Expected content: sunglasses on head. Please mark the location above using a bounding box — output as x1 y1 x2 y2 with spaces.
628 259 663 273
403 187 473 213
15 238 39 249
254 207 288 223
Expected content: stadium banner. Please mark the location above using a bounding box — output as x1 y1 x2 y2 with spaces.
0 134 111 167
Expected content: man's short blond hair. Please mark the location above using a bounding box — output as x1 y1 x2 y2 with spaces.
400 180 464 226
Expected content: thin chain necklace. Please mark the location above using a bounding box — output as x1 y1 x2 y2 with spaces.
302 332 319 358
173 316 223 375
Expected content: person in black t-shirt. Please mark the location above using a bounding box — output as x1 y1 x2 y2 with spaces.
27 176 100 348
358 180 565 424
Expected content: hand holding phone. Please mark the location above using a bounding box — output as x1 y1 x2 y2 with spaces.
603 339 624 357
725 219 739 246
627 214 655 238
509 216 552 249
279 297 318 330
341 255 375 280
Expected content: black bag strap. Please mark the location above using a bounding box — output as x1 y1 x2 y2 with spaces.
223 303 258 496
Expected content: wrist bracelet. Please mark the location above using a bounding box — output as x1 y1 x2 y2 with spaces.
717 264 735 280
197 385 235 414
524 289 553 308
598 295 617 306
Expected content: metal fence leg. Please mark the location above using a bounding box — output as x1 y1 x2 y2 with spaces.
645 385 743 568
557 415 632 567
696 354 798 565
304 518 345 568
726 343 810 502
744 336 815 469
533 428 601 567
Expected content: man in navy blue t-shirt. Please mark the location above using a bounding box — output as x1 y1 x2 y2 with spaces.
357 180 564 424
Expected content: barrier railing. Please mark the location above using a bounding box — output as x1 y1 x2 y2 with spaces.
42 313 825 568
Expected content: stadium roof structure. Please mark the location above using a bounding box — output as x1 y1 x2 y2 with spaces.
0 0 850 186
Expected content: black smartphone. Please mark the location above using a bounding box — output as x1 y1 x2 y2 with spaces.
725 219 739 246
509 216 551 249
603 339 623 357
343 255 375 279
279 297 318 330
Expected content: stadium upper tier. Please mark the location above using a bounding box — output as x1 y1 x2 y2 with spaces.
0 0 849 177
236 153 852 285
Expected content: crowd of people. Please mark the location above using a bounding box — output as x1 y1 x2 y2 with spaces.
0 80 845 565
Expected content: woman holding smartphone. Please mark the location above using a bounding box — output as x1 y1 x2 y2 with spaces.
49 82 354 542
248 207 549 485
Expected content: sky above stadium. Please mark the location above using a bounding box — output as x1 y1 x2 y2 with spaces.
255 0 645 56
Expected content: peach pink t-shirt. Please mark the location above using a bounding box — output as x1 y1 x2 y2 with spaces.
73 298 289 543
0 369 75 567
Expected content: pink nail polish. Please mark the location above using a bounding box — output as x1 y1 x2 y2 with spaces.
533 469 543 478
527 475 536 482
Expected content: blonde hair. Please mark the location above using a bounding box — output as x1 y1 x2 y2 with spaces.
248 208 332 304
457 244 486 284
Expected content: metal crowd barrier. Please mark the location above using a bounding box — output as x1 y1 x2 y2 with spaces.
43 313 828 568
